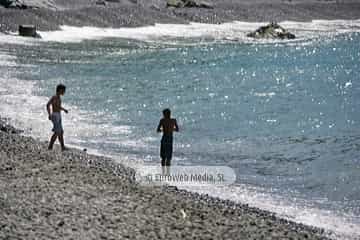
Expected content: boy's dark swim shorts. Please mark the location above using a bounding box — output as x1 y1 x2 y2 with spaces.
160 135 173 166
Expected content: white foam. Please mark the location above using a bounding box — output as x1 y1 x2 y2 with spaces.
0 53 132 146
179 184 360 240
37 19 360 43
0 32 40 45
0 86 134 152
0 19 350 45
0 52 17 66
0 19 359 45
253 92 276 97
0 89 132 143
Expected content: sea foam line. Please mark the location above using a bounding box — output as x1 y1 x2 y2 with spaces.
38 19 360 43
179 184 360 240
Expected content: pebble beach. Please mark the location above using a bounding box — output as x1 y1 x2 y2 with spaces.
1 1 359 239
0 118 331 239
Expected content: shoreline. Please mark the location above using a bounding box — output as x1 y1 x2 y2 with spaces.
2 19 360 46
1 0 360 33
1 2 359 237
0 117 331 239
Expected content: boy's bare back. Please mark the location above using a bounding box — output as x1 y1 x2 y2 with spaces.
158 118 179 135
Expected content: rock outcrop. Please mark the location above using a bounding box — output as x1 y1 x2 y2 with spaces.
0 0 56 9
166 0 213 9
0 0 27 8
18 24 41 38
247 22 296 40
95 0 107 6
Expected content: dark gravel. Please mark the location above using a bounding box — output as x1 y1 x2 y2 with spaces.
1 0 360 33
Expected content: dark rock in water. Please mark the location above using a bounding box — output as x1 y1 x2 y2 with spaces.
96 0 107 6
0 0 11 7
194 1 213 9
0 0 28 9
166 0 183 8
183 0 198 7
184 0 212 9
166 0 213 9
18 25 41 38
247 22 295 40
0 0 56 9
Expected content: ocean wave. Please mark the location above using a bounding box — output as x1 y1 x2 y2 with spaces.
0 52 132 146
0 19 359 45
38 19 360 44
1 29 360 240
0 32 40 45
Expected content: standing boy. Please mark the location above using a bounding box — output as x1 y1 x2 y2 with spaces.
46 84 69 151
157 108 179 166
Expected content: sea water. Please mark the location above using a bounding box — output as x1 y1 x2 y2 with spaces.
0 20 359 239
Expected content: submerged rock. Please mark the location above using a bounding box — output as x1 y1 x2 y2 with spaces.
166 0 213 9
18 24 41 38
247 22 295 40
96 0 107 6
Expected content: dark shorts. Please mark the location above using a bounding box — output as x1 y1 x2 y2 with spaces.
51 112 63 134
160 135 173 165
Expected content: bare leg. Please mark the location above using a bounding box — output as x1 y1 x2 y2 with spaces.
58 132 66 151
48 133 57 150
165 166 170 176
161 165 171 176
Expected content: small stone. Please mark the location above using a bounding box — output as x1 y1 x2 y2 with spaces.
57 220 65 227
